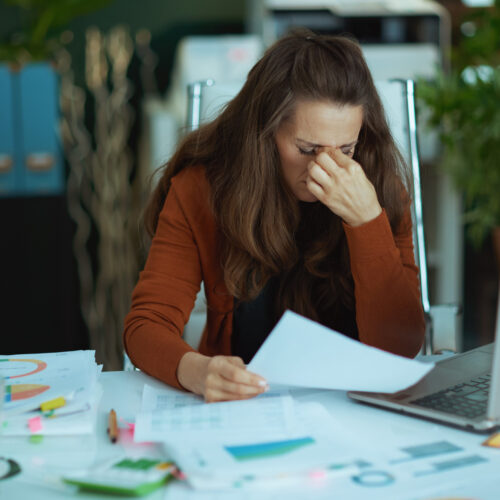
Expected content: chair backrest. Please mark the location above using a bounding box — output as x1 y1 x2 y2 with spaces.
186 78 432 351
376 80 431 353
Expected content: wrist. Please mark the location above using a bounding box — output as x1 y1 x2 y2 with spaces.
345 203 382 227
177 351 210 395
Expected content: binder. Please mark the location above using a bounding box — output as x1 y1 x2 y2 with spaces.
0 65 21 196
18 63 64 195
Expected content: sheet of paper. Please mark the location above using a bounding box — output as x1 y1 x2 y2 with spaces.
134 395 296 444
140 384 291 413
141 384 204 412
165 432 500 499
2 384 102 436
0 350 101 435
164 402 360 490
0 350 100 414
248 311 434 393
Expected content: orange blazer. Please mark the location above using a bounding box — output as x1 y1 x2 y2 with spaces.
123 165 425 389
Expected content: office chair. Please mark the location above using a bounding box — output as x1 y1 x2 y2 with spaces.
181 78 461 355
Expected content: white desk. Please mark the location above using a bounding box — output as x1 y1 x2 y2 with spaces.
2 370 500 500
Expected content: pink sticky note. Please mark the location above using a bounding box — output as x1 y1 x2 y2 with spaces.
119 417 135 431
28 416 43 433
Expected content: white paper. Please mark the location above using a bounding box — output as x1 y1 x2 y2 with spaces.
140 384 291 413
2 385 102 436
164 402 359 490
0 350 101 435
248 311 434 393
141 384 205 412
1 350 100 414
134 395 295 444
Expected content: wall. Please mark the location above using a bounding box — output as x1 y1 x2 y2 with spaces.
0 0 246 356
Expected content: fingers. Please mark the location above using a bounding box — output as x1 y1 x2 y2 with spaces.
305 147 381 226
203 356 268 403
307 160 331 187
306 175 325 199
328 147 354 168
219 357 267 386
204 388 256 403
307 147 363 192
226 356 246 368
315 148 357 174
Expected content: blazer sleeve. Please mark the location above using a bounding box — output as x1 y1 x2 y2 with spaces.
123 179 201 389
343 208 425 358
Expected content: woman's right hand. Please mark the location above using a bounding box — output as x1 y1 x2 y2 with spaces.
177 352 269 402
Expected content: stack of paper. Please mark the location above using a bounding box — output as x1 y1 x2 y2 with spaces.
165 401 359 490
0 350 102 436
134 385 359 490
133 311 436 490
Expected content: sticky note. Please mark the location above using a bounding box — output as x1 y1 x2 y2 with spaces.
482 432 500 448
28 416 43 433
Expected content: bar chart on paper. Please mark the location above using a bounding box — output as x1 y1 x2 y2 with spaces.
1 358 50 404
4 383 50 402
0 352 98 416
225 437 315 461
1 351 101 436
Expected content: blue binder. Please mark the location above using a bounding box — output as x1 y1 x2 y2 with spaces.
19 63 64 195
0 65 21 195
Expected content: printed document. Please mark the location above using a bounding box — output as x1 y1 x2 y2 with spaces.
165 402 359 490
248 311 434 393
135 395 296 444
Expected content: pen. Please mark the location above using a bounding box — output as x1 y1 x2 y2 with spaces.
107 409 118 444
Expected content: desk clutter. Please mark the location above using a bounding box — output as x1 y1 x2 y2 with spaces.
132 383 500 498
1 342 500 499
1 350 102 436
135 385 358 490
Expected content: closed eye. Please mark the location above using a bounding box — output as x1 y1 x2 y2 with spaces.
298 145 356 157
298 147 317 156
341 147 355 157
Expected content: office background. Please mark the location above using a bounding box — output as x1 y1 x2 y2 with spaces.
0 0 498 368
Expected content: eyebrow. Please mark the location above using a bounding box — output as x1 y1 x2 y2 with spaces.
297 138 358 149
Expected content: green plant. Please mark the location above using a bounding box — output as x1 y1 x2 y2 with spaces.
418 0 500 247
0 0 112 62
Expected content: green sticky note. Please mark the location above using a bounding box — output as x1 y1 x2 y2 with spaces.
29 434 44 444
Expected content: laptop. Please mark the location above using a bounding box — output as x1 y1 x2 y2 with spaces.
348 288 500 433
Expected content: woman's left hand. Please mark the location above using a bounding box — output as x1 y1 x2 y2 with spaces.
306 148 382 227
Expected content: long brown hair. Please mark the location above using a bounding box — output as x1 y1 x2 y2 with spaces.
145 29 411 321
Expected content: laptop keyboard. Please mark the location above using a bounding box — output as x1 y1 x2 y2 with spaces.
410 374 491 419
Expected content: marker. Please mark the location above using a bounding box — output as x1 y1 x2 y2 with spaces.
39 396 67 412
107 409 118 443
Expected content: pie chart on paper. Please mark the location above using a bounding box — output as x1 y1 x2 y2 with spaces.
0 358 47 378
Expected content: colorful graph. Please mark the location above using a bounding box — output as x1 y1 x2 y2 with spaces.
0 358 47 379
225 437 315 461
390 441 463 464
4 383 50 402
414 454 488 477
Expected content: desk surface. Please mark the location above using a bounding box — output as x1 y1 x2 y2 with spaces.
2 370 500 500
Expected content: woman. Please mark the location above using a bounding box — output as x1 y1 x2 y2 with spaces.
123 30 426 402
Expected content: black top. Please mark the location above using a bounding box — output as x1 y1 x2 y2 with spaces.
231 277 359 364
231 276 281 364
